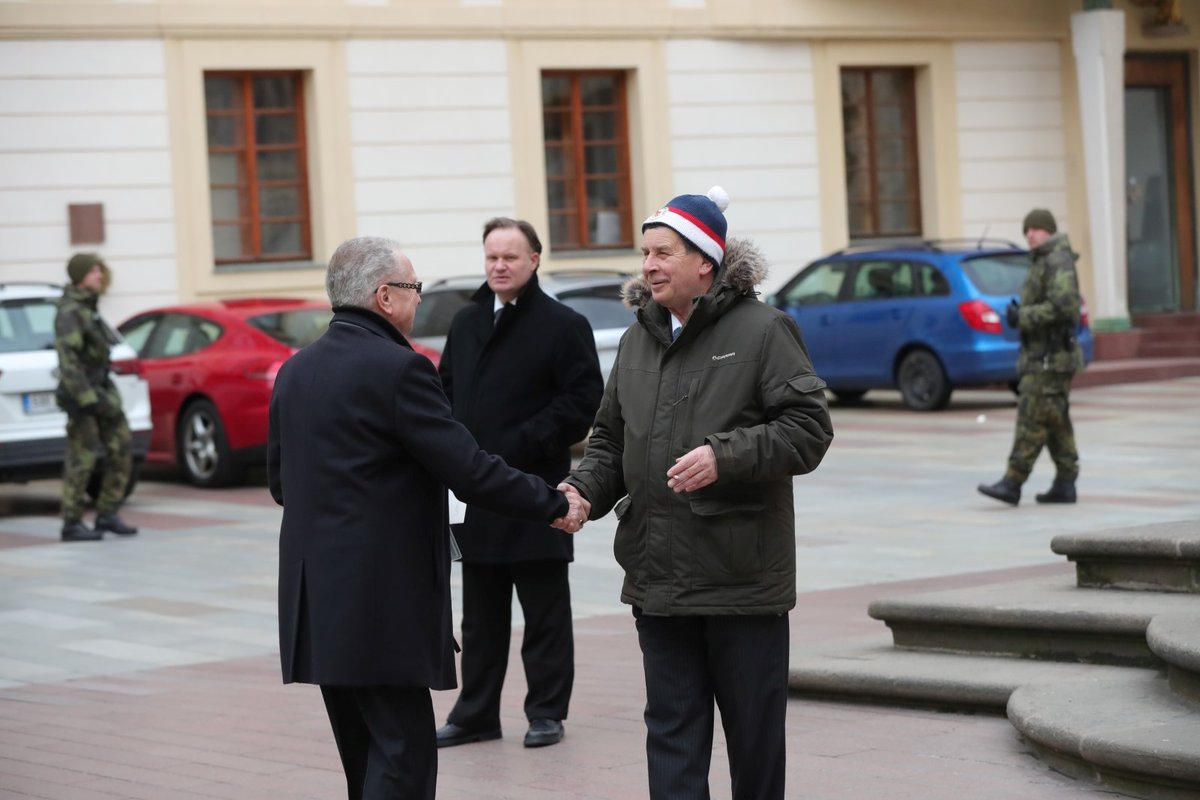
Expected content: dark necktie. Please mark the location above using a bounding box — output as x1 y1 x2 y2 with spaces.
494 304 510 325
671 326 681 342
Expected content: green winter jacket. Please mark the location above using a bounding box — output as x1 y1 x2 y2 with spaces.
1017 233 1085 377
54 285 118 415
566 238 834 616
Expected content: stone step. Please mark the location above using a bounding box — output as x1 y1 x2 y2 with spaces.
868 575 1200 666
1131 311 1200 329
788 633 1153 710
1008 672 1200 800
1051 520 1200 593
1072 358 1200 388
1148 613 1200 704
1143 341 1200 359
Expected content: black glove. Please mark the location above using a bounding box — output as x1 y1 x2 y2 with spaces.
1005 299 1020 329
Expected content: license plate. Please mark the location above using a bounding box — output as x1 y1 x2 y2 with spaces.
22 391 57 415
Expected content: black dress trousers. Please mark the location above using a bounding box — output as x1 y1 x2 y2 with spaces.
634 610 791 800
448 560 574 728
320 684 437 800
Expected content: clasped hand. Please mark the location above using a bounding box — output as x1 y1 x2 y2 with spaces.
551 483 591 533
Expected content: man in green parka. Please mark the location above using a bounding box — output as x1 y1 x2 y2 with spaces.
978 208 1084 506
563 187 833 799
55 253 138 541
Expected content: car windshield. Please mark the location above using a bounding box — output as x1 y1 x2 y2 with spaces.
0 296 123 354
556 286 636 331
247 308 332 348
960 253 1030 295
0 297 59 352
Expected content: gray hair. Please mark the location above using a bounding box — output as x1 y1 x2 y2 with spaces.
325 236 406 308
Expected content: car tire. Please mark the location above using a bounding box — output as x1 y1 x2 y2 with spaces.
86 456 142 502
176 399 241 487
832 389 868 403
896 349 952 411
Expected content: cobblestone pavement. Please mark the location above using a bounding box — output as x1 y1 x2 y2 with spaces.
0 377 1195 799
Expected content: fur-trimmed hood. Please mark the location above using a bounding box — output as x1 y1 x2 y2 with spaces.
621 237 769 309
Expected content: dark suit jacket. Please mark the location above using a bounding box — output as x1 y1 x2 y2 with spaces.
268 306 568 689
439 274 603 562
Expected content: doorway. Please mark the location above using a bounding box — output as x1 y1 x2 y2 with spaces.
1124 54 1196 313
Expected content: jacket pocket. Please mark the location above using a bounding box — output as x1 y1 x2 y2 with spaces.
612 496 641 573
687 498 766 585
787 374 827 394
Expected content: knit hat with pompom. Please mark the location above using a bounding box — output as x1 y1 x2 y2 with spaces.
642 186 731 266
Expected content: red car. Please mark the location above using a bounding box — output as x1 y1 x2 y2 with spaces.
118 298 439 486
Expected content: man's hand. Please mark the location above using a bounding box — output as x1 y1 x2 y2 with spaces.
1006 299 1021 329
667 444 718 493
551 483 589 533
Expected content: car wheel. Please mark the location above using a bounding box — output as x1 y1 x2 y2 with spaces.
832 389 868 403
86 457 142 502
177 399 241 487
896 349 952 411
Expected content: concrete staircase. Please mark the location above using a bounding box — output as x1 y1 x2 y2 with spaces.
1080 312 1200 388
789 519 1200 798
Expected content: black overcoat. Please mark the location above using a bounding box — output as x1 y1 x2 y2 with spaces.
439 274 603 562
268 307 568 689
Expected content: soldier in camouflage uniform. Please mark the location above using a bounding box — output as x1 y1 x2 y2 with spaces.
978 209 1084 506
55 253 139 541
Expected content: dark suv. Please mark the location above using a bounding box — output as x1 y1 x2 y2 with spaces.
768 240 1094 410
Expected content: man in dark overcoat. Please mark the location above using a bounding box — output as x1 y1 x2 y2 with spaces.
435 218 604 749
268 236 584 799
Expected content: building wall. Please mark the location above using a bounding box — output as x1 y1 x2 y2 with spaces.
1 0 1144 317
663 39 820 295
0 39 179 323
348 39 514 280
954 41 1069 246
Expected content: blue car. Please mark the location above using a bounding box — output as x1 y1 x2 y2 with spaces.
769 240 1094 411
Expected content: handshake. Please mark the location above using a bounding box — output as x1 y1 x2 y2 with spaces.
550 483 591 534
546 444 719 534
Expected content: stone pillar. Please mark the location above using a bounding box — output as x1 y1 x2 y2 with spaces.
1071 9 1130 331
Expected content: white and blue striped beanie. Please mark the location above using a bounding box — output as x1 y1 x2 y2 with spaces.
642 186 730 266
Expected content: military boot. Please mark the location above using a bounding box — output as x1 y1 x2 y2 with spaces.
1035 479 1076 504
61 521 102 542
977 478 1021 506
94 513 138 535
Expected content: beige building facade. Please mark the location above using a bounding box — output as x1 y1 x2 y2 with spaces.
1 0 1197 329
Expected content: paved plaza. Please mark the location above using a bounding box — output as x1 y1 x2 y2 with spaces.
0 377 1196 798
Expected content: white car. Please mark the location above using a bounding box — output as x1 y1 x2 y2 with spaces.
410 271 636 383
0 282 152 494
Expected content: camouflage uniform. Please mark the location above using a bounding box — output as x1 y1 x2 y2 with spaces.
1004 233 1085 485
54 284 132 523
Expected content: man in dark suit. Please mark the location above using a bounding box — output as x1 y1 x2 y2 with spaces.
435 218 604 750
268 236 584 800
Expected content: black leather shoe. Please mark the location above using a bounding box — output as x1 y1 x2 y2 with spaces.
94 513 138 535
523 718 564 748
977 478 1021 506
61 521 102 542
436 722 501 748
1036 480 1077 504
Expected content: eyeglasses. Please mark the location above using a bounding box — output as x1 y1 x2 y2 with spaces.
379 281 422 295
